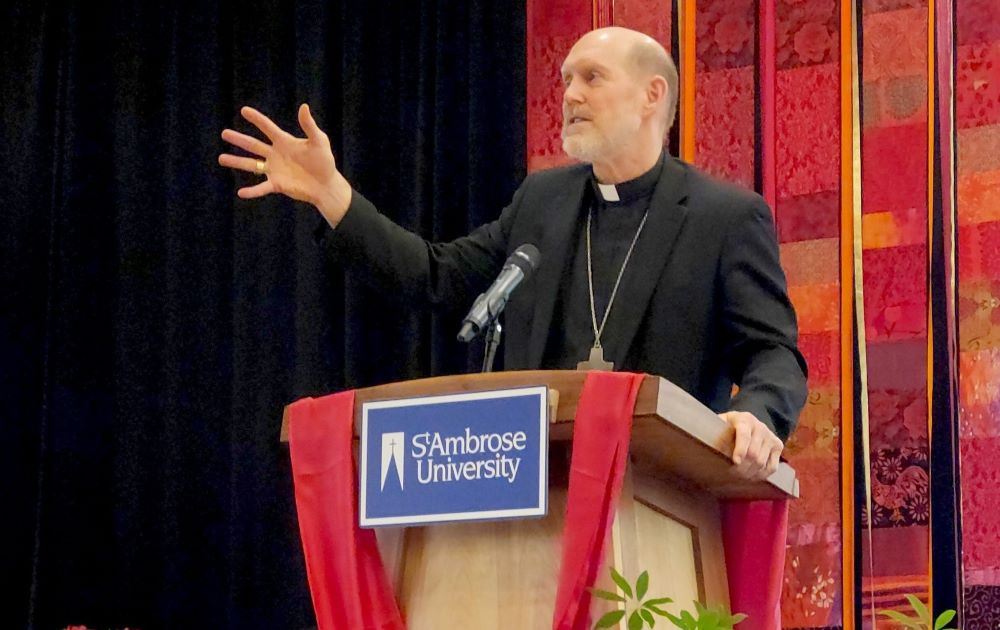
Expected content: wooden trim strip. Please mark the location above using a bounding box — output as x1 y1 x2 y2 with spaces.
839 0 856 627
849 0 875 625
679 0 696 161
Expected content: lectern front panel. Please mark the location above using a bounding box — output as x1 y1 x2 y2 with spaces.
633 500 701 615
392 487 567 629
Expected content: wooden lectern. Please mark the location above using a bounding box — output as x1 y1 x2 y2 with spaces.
280 370 797 629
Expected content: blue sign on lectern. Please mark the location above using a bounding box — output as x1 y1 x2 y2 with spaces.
359 386 549 527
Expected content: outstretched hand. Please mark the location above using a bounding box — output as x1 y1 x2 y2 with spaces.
218 104 352 226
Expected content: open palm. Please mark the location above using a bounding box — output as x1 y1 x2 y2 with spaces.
219 104 348 217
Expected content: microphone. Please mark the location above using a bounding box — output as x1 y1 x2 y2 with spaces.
457 244 542 342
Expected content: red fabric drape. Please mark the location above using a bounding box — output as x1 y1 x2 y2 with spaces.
551 371 646 629
721 499 789 630
287 393 405 630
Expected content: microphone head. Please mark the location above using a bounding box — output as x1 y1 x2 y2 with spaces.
508 243 542 278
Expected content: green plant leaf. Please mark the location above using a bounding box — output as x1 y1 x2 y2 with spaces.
637 571 650 601
713 611 746 629
640 609 656 627
611 567 634 599
905 594 931 625
693 601 706 616
643 597 674 607
878 610 923 629
646 605 670 617
934 610 956 630
628 610 644 630
590 588 628 603
664 612 687 629
595 609 626 629
698 608 721 629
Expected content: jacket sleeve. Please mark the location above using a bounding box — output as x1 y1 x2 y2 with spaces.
718 197 808 442
314 183 525 311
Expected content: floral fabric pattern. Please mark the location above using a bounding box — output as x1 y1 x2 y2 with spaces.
959 2 1000 628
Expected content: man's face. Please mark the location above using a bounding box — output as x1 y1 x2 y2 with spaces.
560 34 645 163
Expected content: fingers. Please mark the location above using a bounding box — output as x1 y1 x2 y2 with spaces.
744 431 768 478
730 414 751 466
238 180 274 199
221 128 272 158
750 431 768 465
764 444 782 479
218 152 273 197
297 103 327 142
218 153 265 174
723 411 783 481
240 106 286 142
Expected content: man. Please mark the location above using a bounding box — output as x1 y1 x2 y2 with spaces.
218 27 807 481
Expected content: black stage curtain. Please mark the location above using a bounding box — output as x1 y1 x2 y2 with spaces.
0 1 526 627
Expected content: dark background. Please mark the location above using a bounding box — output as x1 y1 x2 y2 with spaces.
1 1 526 627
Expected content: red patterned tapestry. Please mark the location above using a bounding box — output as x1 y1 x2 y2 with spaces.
957 0 1000 627
773 0 845 626
858 0 932 623
694 0 756 188
526 0 1000 627
526 1 849 628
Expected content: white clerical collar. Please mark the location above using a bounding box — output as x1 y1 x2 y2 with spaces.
596 183 620 202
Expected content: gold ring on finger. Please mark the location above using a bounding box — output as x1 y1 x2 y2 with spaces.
255 159 267 175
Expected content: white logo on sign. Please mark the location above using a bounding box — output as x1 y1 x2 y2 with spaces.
380 432 405 491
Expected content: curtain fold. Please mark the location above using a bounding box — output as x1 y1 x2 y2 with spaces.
0 1 525 627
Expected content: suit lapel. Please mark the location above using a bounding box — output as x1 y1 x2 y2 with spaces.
604 157 690 369
524 169 589 368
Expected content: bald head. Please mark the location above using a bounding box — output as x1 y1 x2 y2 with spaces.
568 27 679 134
560 27 678 179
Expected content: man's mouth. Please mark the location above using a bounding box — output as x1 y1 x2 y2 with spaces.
567 116 590 125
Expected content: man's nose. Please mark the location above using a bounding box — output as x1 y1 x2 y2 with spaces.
563 78 584 104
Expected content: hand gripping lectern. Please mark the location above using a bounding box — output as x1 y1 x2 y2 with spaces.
280 370 798 629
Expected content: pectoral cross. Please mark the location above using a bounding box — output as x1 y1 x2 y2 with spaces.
576 345 615 371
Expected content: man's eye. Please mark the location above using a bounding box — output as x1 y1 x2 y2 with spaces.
588 72 601 82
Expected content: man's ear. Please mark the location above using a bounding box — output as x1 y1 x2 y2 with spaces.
644 75 668 118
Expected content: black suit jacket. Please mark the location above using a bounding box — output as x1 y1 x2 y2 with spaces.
320 156 807 440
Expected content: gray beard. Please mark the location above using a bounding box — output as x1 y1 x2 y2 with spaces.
562 134 603 163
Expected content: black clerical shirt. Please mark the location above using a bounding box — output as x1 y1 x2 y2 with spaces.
542 152 666 368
